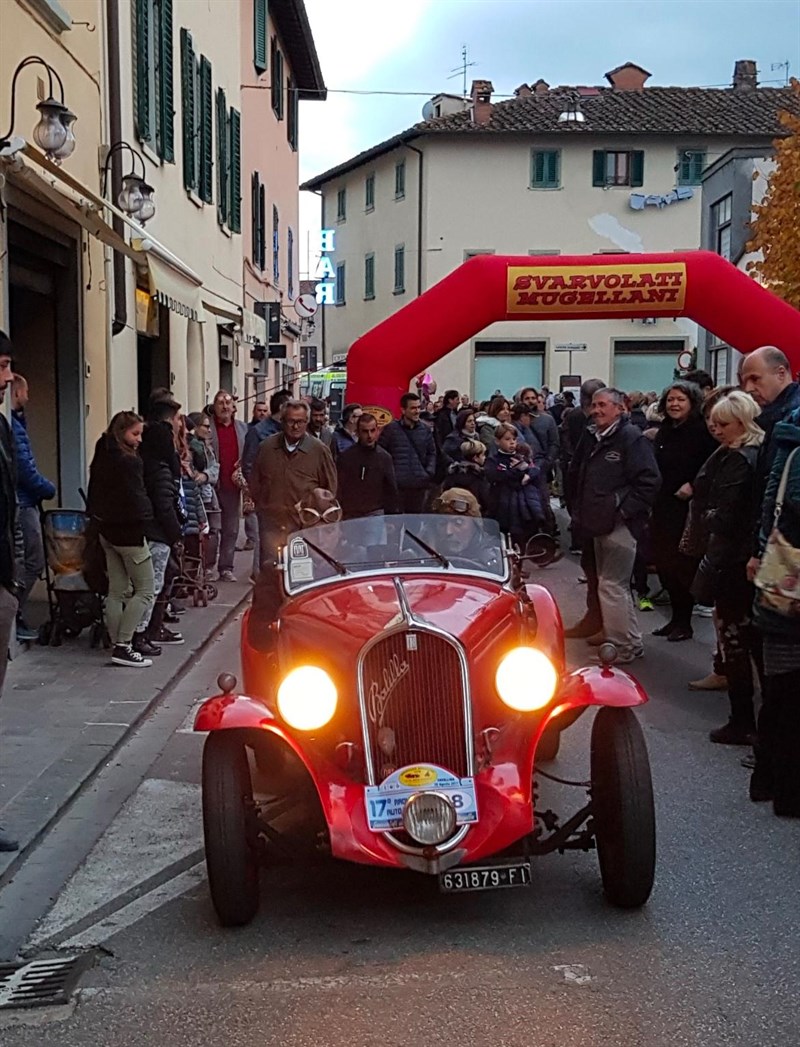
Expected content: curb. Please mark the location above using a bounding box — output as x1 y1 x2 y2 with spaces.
0 589 251 890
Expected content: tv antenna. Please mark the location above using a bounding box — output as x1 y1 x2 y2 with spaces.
771 60 790 85
447 44 477 98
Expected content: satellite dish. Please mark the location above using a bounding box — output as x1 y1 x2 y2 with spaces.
421 100 435 121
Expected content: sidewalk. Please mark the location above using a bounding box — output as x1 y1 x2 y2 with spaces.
0 550 253 885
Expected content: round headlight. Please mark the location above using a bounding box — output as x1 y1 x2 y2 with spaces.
276 666 337 730
495 647 558 712
402 792 457 845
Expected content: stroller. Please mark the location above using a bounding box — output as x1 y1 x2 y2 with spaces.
38 509 105 647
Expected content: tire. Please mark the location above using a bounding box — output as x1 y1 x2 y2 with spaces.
590 707 655 909
537 725 561 762
202 731 260 927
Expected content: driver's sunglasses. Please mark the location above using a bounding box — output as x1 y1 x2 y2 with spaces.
295 502 342 524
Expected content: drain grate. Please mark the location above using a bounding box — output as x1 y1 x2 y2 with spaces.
0 956 90 1010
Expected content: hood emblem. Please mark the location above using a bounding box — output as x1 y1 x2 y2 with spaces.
367 652 410 727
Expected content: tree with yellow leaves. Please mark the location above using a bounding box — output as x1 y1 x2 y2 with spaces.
747 78 800 309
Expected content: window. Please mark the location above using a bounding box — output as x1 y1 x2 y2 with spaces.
286 77 298 150
677 149 706 186
270 36 284 119
336 187 346 222
592 150 644 187
364 253 375 299
395 160 406 199
712 194 732 260
273 205 280 282
287 227 294 299
133 0 174 162
335 262 346 305
214 90 240 231
528 249 561 255
253 0 267 72
365 172 375 211
180 34 213 200
251 172 266 269
393 245 405 294
530 149 560 189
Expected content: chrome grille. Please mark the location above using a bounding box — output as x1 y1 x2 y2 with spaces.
360 629 470 782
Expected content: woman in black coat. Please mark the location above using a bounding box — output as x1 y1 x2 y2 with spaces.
441 409 478 465
650 381 717 641
86 412 155 667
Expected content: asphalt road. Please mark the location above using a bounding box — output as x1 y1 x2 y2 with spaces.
1 553 798 1047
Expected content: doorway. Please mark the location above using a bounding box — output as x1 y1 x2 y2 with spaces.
137 303 171 411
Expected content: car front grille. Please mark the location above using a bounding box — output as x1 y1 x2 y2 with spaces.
359 629 470 782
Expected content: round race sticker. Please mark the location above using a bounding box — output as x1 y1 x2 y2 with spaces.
398 766 438 787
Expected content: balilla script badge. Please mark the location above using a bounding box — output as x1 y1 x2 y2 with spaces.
506 263 687 314
367 653 410 727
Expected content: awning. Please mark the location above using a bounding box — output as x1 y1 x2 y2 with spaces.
202 291 242 324
146 254 204 322
242 307 267 345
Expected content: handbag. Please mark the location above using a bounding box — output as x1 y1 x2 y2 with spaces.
754 447 800 618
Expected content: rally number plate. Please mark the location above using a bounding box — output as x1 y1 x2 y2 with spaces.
439 863 532 893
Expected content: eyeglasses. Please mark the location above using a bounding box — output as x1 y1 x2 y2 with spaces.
285 418 307 427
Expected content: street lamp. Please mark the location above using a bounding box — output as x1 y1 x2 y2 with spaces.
101 142 157 226
0 56 75 162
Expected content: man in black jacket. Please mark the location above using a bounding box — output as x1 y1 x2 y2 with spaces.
379 392 437 513
337 413 399 519
0 332 20 850
571 388 661 664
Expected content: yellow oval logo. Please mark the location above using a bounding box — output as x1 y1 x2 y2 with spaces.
362 405 394 428
398 766 438 787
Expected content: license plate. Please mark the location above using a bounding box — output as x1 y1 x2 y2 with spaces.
439 862 531 893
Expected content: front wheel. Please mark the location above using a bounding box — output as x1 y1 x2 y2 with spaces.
590 707 655 909
202 731 260 926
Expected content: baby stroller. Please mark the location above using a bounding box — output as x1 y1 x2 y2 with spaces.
38 509 105 647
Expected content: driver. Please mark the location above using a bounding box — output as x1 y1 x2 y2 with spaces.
431 487 499 569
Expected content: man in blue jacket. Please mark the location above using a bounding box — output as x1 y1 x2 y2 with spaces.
379 392 437 513
10 374 55 641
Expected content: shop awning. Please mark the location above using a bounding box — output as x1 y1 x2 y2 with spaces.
146 254 204 322
202 290 242 324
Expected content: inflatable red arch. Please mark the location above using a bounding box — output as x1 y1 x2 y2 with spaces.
345 251 800 417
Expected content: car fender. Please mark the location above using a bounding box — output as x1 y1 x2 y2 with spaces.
551 664 649 716
194 693 277 732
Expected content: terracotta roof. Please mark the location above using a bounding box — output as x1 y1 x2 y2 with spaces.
301 84 797 189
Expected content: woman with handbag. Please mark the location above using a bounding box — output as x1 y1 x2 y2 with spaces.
690 391 764 745
750 406 800 816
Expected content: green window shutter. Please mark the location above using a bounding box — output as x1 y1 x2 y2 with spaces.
229 107 241 233
630 150 645 187
288 227 294 298
258 183 266 269
548 150 560 187
534 150 545 185
251 173 260 265
592 150 605 186
287 78 298 150
364 254 374 298
254 0 267 72
216 87 228 226
158 0 174 162
180 29 195 189
133 0 151 143
198 56 213 202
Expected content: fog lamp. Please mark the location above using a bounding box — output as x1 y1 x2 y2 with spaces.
495 647 558 712
402 792 457 845
276 665 337 731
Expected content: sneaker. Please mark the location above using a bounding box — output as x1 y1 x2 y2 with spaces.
590 648 643 666
133 635 162 657
16 621 39 642
112 643 152 668
152 627 184 645
218 570 237 582
0 827 19 852
243 539 255 551
709 722 756 746
688 672 728 691
693 604 714 618
638 596 654 612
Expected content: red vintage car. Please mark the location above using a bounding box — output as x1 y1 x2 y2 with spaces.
195 514 655 926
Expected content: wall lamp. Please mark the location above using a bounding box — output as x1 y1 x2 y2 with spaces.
0 56 76 162
101 141 156 225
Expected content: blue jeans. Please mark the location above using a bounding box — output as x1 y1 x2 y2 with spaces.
16 505 45 613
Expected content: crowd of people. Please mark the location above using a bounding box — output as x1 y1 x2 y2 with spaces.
0 324 799 852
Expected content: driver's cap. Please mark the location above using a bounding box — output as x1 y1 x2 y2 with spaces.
436 487 480 517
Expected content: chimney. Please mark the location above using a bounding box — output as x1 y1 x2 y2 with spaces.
733 59 758 91
470 79 494 125
514 83 532 98
604 62 652 92
532 78 550 95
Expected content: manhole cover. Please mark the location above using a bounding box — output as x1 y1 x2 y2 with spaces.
0 956 90 1010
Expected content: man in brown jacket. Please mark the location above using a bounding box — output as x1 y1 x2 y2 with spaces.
249 398 337 570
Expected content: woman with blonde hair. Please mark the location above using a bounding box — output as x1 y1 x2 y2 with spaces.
691 390 764 745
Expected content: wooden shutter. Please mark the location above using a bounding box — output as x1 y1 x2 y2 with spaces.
258 182 266 270
180 29 195 189
199 56 213 202
229 108 241 233
592 150 606 186
630 150 645 187
133 0 151 143
272 205 280 282
251 173 260 266
254 0 267 71
158 0 175 162
547 150 559 186
216 87 228 226
288 227 294 298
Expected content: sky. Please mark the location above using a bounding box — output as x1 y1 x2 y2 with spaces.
297 0 800 274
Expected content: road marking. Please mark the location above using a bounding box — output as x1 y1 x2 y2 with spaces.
552 963 592 985
84 722 131 728
60 864 206 949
